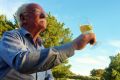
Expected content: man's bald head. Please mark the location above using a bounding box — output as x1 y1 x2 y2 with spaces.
15 3 44 27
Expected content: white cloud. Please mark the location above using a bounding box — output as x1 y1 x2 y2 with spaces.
69 55 110 75
0 0 30 20
74 56 109 65
70 67 91 76
108 40 120 48
75 57 100 64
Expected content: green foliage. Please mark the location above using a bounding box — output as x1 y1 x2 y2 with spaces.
90 69 104 78
0 15 15 38
69 75 100 80
52 60 74 79
40 13 72 48
103 53 120 80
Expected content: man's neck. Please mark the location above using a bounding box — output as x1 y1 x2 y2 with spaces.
22 26 41 43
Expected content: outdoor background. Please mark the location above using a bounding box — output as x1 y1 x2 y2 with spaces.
0 0 120 80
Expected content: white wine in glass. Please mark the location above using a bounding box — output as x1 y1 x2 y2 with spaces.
80 24 95 45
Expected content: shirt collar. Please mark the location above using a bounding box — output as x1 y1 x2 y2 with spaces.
18 27 43 46
18 27 31 37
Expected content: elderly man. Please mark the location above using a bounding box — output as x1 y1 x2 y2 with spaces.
0 3 96 80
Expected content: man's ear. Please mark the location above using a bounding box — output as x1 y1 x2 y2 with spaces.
20 14 26 23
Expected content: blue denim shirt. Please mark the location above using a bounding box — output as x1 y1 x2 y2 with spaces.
0 28 74 80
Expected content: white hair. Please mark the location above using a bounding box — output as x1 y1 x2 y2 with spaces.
15 3 29 27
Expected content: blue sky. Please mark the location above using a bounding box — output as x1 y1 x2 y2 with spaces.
0 0 120 75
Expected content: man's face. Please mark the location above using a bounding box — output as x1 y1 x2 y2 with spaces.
23 4 47 31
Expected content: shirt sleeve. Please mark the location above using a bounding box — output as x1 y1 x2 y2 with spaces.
0 31 75 74
0 31 30 70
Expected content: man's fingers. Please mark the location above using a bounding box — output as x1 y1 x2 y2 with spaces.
89 33 96 45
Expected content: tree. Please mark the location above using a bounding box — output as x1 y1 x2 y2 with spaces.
0 15 15 38
103 53 120 80
69 75 100 80
52 60 74 80
40 13 72 48
90 69 105 77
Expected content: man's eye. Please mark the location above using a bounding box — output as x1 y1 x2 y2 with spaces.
40 13 46 19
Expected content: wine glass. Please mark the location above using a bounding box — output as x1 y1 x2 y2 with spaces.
79 18 97 46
